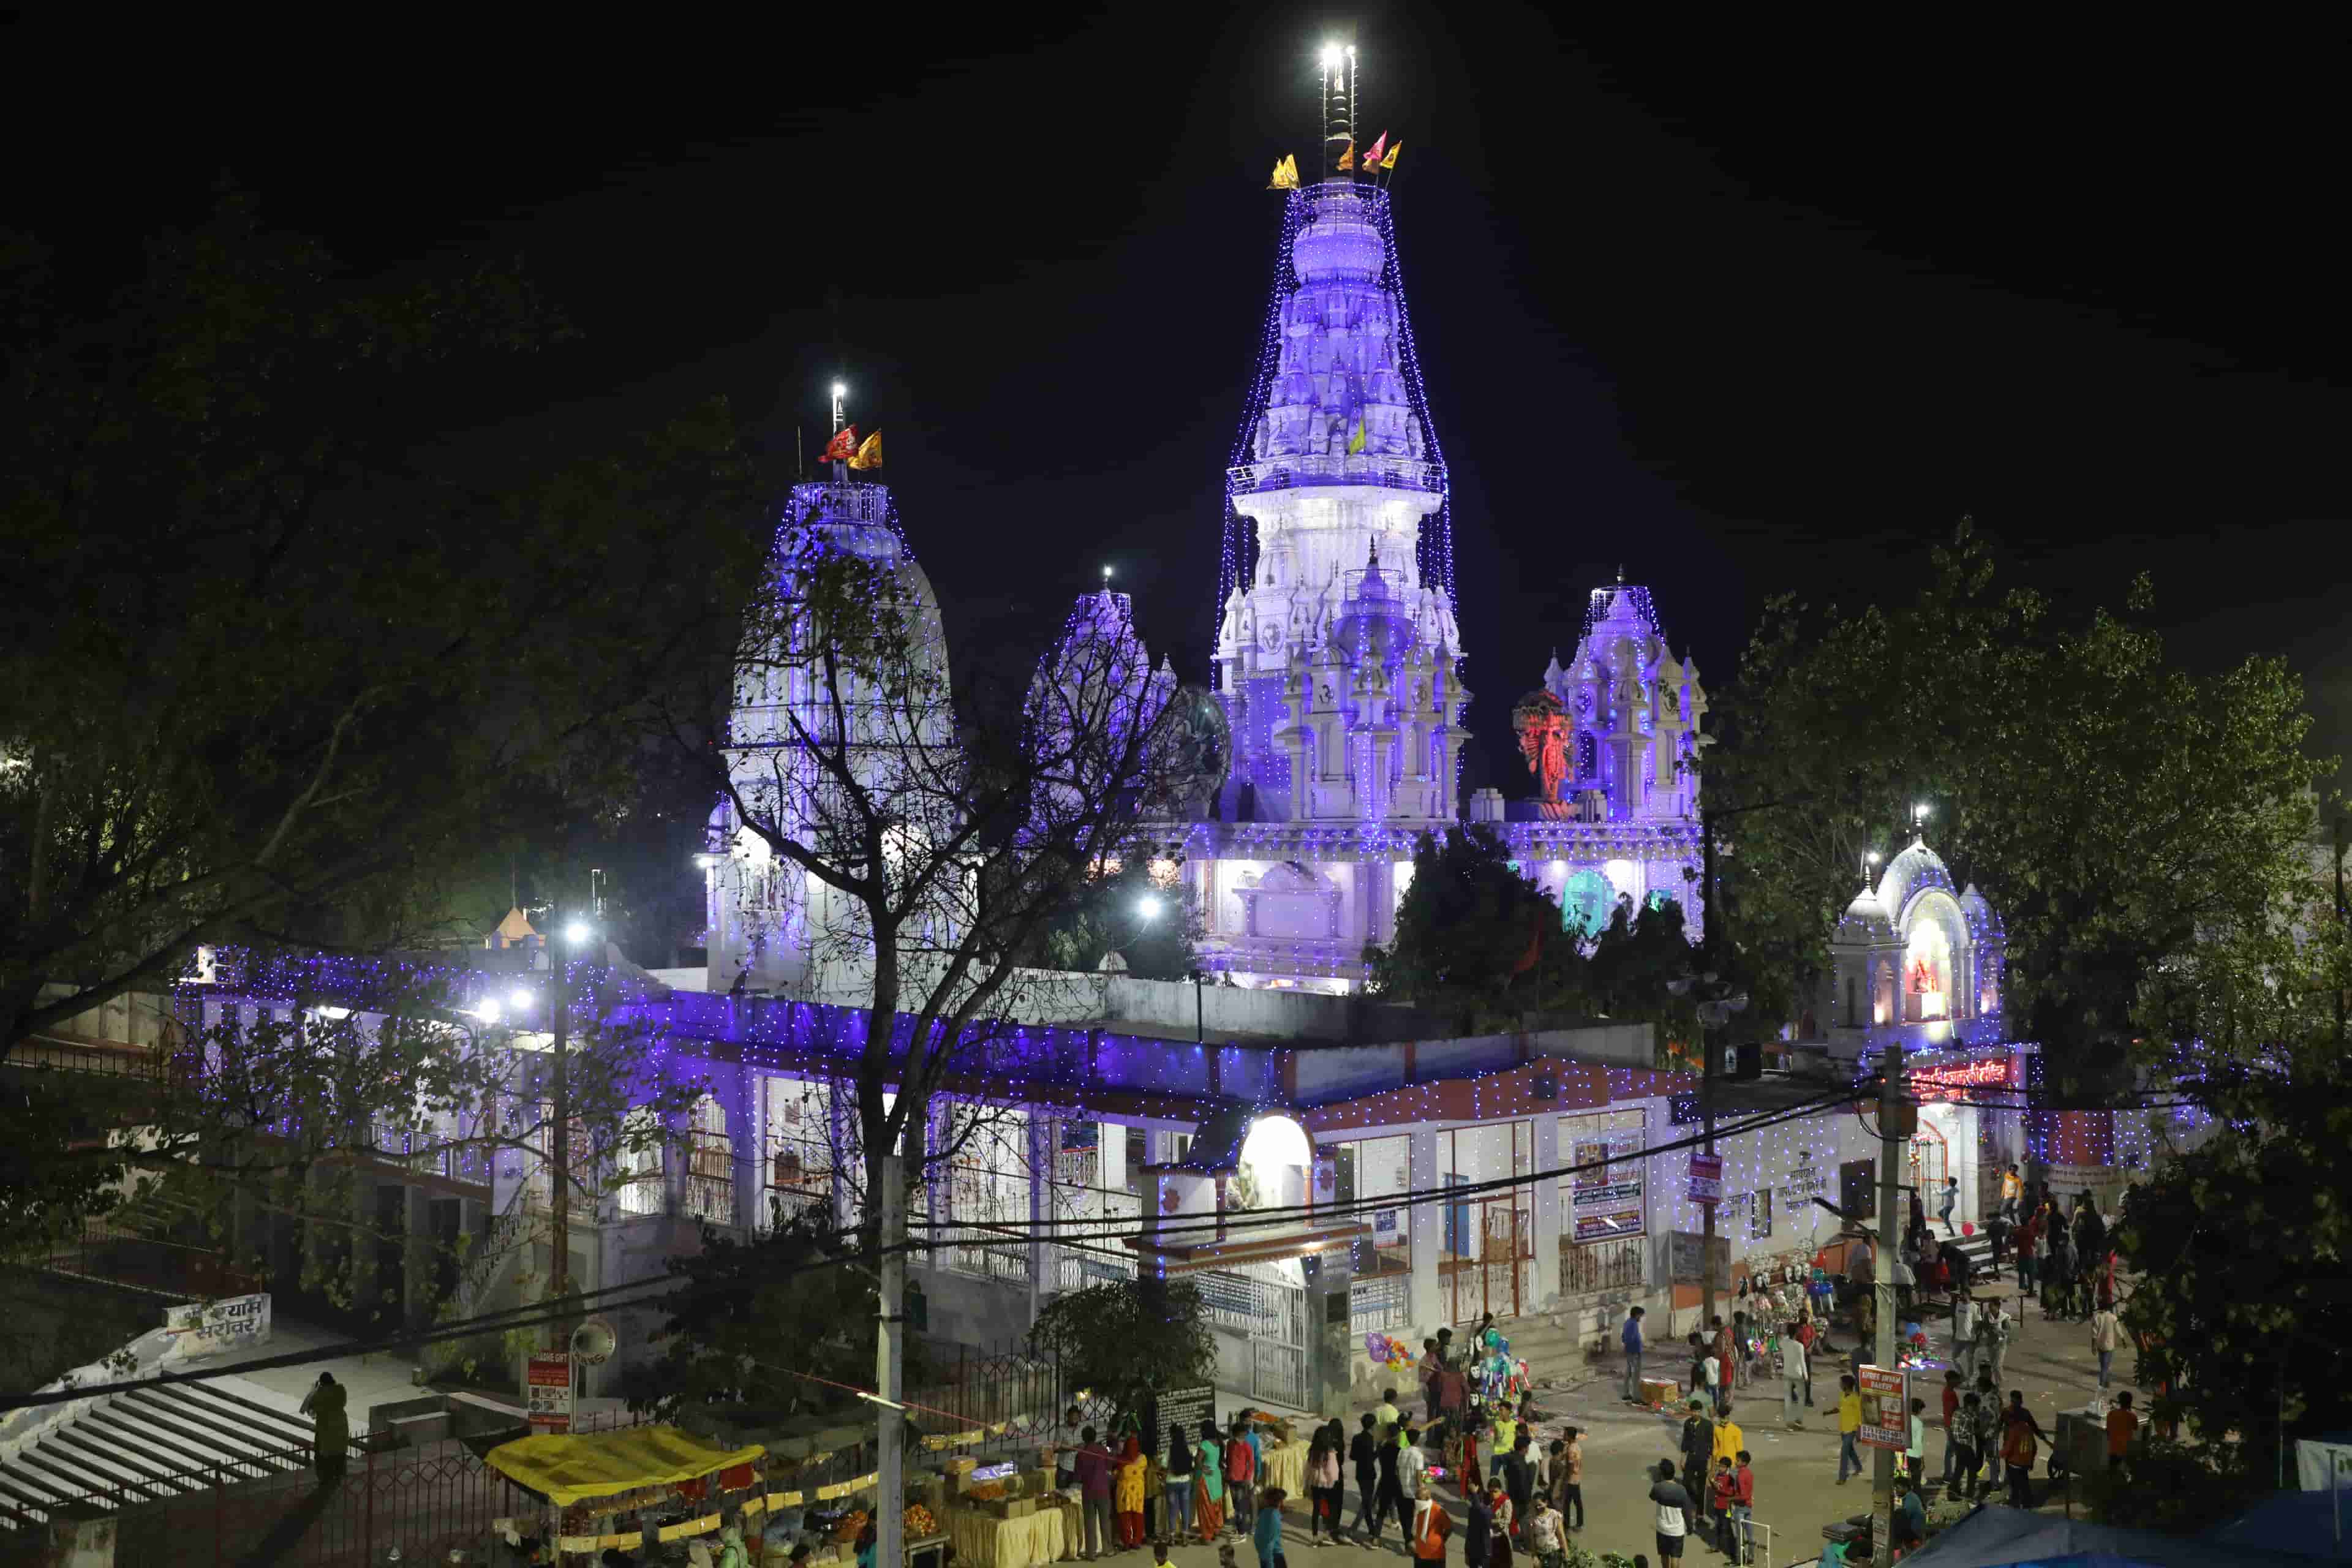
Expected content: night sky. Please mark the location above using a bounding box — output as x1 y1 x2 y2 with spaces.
12 8 2346 795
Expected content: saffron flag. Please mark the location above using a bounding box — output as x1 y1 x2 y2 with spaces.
1268 154 1299 190
1347 416 1368 454
1379 140 1403 172
1362 132 1388 172
848 431 884 470
1336 141 1354 172
818 425 856 464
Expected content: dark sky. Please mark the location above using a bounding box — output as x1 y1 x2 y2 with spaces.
10 7 2347 793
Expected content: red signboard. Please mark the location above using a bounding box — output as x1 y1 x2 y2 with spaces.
1687 1153 1723 1204
1910 1054 2015 1102
1857 1364 1908 1450
526 1351 574 1434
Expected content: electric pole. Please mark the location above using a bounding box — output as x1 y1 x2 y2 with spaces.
875 1147 907 1568
1874 1041 1907 1554
547 944 571 1325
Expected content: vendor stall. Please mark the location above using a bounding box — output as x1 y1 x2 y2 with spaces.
486 1425 768 1559
949 1502 1068 1568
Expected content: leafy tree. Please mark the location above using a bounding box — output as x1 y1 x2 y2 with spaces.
2117 1041 2352 1498
1366 825 1591 1023
1032 853 1199 981
1707 522 2330 1087
622 1207 898 1424
1 984 702 1330
1027 1277 1216 1431
0 195 762 1055
1587 895 1704 1055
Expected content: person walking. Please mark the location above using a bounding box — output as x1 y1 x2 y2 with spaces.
1196 1423 1227 1540
2091 1302 2123 1390
1986 1210 2011 1282
2000 1161 2021 1221
1835 1375 1863 1486
1230 1418 1262 1536
1500 1434 1535 1542
1306 1422 1341 1547
1252 1488 1287 1568
2106 1392 2138 1470
1709 1317 1738 1413
1940 1369 1964 1487
1349 1413 1380 1544
1523 1494 1564 1568
1793 1311 1818 1407
1779 1323 1809 1429
1464 1483 1494 1568
1940 1175 1959 1235
1622 1306 1647 1403
1555 1429 1584 1533
1408 1491 1452 1568
2000 1391 2048 1507
300 1372 349 1482
1165 1422 1199 1542
1648 1459 1693 1566
1485 1477 1515 1568
1967 1389 2000 1503
1373 1423 1408 1544
1399 1427 1430 1508
1980 1297 2011 1391
1952 1292 1978 1382
1904 1399 1928 1491
1421 1338 1447 1428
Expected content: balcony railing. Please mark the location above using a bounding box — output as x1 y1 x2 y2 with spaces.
1227 453 1444 497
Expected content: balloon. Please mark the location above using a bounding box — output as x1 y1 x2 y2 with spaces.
1962 1221 1975 1236
1365 1332 1391 1362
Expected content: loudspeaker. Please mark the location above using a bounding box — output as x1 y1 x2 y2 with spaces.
570 1317 617 1363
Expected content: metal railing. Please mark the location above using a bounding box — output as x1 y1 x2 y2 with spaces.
1561 1235 1647 1297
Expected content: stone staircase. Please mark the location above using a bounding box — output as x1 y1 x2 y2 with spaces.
0 1377 327 1531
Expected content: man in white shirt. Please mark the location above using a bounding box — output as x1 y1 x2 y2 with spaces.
1398 1427 1429 1502
1649 1458 1692 1563
1951 1293 1978 1381
1779 1329 1809 1429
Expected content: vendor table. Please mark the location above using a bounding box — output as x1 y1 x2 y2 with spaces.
950 1505 1068 1568
1261 1442 1306 1496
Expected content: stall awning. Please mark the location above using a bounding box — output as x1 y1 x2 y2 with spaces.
486 1426 765 1507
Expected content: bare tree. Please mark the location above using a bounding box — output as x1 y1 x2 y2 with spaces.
660 491 1192 1568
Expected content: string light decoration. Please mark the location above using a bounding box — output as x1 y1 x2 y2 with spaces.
1212 183 1457 648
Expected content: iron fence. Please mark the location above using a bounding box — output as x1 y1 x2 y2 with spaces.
1560 1235 1646 1297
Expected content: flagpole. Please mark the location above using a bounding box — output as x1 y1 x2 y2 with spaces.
830 380 847 486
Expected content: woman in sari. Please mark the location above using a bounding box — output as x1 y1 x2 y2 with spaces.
1195 1422 1226 1539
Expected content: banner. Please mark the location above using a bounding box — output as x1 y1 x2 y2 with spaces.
527 1351 575 1434
1857 1365 1907 1450
1687 1153 1723 1204
165 1293 271 1357
1570 1140 1645 1242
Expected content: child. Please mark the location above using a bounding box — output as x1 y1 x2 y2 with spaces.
1153 1542 1174 1568
1708 1457 1737 1556
1252 1487 1287 1568
1730 1451 1755 1566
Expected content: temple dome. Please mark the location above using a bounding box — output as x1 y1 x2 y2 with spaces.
1836 888 1896 944
1958 882 2005 940
1875 836 1955 926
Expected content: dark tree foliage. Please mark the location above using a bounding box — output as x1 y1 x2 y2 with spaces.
1366 826 1586 1022
0 195 764 1050
1027 1277 1216 1430
1708 522 2326 1088
622 1205 910 1423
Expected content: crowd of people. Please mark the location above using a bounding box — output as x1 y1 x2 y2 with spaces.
1057 1170 2136 1568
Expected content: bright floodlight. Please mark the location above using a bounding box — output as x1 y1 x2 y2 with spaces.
1320 42 1344 68
831 381 846 398
476 997 503 1026
565 921 592 946
1137 895 1164 921
1913 802 1932 823
509 987 533 1012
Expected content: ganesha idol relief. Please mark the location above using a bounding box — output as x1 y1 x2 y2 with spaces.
1512 690 1574 819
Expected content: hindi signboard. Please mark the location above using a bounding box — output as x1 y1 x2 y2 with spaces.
526 1351 575 1434
1159 1384 1215 1438
1687 1153 1724 1204
165 1293 271 1358
1857 1364 1907 1450
1669 1231 1730 1286
1570 1140 1646 1243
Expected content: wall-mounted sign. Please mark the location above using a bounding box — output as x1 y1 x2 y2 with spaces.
1373 1209 1400 1245
1571 1140 1645 1243
1687 1153 1724 1204
1911 1056 2015 1102
1669 1231 1729 1285
165 1293 271 1358
1782 1158 1826 1199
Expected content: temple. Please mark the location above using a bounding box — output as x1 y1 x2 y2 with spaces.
1160 175 1709 989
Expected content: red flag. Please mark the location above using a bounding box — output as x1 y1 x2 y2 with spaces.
818 425 857 464
1362 132 1389 172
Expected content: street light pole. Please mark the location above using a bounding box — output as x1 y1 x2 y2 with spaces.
1874 1042 1907 1555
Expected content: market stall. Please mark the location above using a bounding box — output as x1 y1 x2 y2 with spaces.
486 1425 769 1560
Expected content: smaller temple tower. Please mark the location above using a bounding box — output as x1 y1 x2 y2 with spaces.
1821 833 2007 1057
1533 578 1708 823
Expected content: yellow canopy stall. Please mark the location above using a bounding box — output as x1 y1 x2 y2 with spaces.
486 1425 766 1507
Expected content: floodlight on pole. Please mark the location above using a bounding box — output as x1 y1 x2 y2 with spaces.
1137 894 1164 921
508 987 533 1012
565 921 592 947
